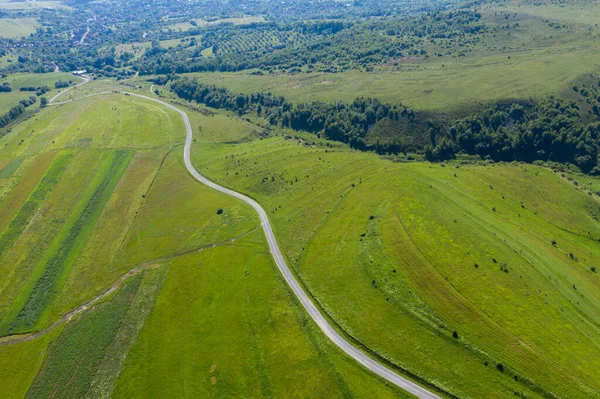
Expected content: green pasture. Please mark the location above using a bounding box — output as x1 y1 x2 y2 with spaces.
165 16 265 32
490 0 600 26
189 108 600 398
184 39 600 113
0 327 62 399
0 18 39 38
0 72 77 115
114 231 409 399
0 0 68 10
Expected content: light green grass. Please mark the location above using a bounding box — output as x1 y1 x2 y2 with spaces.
0 151 71 262
189 107 600 398
26 275 143 399
1 150 133 334
0 158 23 179
165 16 265 32
0 72 76 115
0 18 39 38
0 327 62 399
210 16 265 25
54 147 259 321
114 231 410 399
200 45 214 57
0 150 106 322
490 0 600 26
115 42 151 58
2 93 183 157
0 152 54 232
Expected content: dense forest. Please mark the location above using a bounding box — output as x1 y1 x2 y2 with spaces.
168 76 600 174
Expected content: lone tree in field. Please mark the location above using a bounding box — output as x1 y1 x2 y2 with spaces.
40 97 48 107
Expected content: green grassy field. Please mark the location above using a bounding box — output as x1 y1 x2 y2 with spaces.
0 18 39 38
182 40 599 113
114 231 408 398
0 91 416 398
165 16 265 32
188 106 600 398
0 73 78 115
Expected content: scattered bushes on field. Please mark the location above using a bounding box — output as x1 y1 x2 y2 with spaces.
19 85 50 96
54 80 72 89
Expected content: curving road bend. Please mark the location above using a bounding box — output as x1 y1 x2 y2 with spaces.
52 88 442 399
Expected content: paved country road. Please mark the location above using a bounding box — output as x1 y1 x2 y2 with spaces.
46 87 443 398
125 93 443 399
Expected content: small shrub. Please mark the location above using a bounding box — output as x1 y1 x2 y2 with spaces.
216 208 224 215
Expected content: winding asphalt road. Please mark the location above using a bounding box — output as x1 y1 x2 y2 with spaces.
47 85 441 398
124 93 442 399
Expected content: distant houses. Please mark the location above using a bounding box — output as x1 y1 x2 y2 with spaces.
72 70 87 75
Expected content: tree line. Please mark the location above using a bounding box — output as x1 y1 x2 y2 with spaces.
427 98 600 173
169 76 422 151
0 95 37 129
168 76 600 174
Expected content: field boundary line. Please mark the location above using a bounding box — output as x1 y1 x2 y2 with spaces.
0 226 259 346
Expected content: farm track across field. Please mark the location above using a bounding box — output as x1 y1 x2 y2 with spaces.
3 83 444 398
0 227 259 347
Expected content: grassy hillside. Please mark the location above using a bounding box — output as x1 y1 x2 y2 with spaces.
0 73 78 115
114 230 407 399
0 18 39 38
189 107 600 398
0 91 412 398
